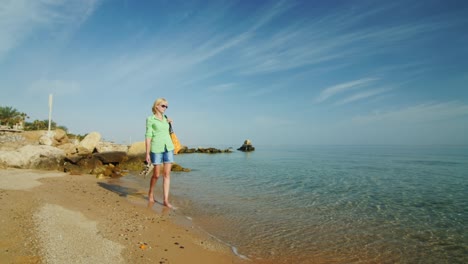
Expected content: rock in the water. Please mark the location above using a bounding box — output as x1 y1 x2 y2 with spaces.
237 139 255 152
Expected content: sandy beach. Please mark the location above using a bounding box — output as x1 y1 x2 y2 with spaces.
0 168 248 264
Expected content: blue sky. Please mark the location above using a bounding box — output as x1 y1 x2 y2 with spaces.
1 0 467 146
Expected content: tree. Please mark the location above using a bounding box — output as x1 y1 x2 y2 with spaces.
23 119 68 132
1 105 68 132
0 106 28 127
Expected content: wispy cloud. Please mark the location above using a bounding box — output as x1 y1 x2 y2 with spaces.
335 87 392 105
231 1 463 77
352 101 468 124
315 78 377 103
0 0 101 60
208 83 236 93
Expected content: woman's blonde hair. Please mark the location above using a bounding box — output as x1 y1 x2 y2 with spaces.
152 98 168 114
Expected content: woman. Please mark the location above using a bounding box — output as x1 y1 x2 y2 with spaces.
145 98 174 208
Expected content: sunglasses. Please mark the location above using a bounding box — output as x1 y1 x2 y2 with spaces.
160 105 168 109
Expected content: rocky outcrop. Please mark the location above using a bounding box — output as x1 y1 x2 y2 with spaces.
176 146 232 154
0 130 234 176
0 145 65 169
237 139 255 152
126 142 233 155
193 147 232 153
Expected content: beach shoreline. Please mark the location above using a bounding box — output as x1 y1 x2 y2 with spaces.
0 168 248 264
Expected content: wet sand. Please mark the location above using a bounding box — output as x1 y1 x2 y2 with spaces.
0 168 247 264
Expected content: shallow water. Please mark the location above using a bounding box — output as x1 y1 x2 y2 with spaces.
109 145 468 263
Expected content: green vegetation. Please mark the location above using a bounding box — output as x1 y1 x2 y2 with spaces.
1 105 67 133
0 106 28 128
23 119 68 132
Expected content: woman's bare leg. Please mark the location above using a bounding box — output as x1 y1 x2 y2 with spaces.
162 163 173 208
148 164 160 202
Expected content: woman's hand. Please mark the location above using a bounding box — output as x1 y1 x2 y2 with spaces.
167 118 173 123
145 153 151 164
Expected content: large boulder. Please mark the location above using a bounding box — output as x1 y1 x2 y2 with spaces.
54 129 69 144
77 132 101 154
95 142 128 153
0 145 65 169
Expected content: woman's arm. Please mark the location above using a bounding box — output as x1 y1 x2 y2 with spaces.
145 137 151 163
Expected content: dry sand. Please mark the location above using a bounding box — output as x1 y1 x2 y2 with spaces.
0 168 248 264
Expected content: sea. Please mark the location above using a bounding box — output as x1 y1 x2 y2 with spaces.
106 145 468 264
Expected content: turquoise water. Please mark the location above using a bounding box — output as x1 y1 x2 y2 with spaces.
113 145 468 263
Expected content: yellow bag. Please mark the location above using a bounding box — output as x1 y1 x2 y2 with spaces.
170 131 182 154
166 115 182 154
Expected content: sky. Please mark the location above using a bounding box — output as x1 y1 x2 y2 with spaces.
1 0 468 146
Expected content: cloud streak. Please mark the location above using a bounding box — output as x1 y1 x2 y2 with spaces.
352 102 468 124
315 78 377 103
335 87 392 105
0 0 100 60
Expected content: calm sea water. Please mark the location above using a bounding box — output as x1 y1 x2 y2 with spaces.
110 145 468 263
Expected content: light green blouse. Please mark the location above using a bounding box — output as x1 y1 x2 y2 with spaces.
145 115 174 153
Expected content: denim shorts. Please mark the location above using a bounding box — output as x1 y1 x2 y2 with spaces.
150 150 174 165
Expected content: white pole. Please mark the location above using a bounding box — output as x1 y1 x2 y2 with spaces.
48 94 53 136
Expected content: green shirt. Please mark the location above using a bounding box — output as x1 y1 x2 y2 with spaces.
145 115 174 153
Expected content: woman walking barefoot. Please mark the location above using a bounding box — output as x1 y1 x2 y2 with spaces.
145 98 174 208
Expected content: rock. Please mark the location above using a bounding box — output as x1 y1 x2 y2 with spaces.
178 146 196 153
54 129 68 143
171 163 191 172
57 143 78 155
120 156 145 172
95 142 128 153
77 132 101 154
0 132 26 150
0 145 65 169
96 173 107 179
93 151 128 164
39 135 53 146
176 147 232 154
63 162 85 175
195 147 232 153
77 156 104 174
237 139 255 152
127 141 145 157
64 154 84 164
22 130 47 143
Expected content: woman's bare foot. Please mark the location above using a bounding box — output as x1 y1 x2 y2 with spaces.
148 193 155 203
163 201 173 209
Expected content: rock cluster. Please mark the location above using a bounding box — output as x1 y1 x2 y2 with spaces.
0 130 188 177
178 147 232 154
0 131 255 177
237 139 255 152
